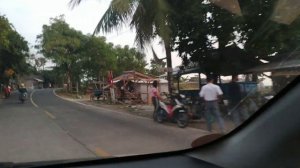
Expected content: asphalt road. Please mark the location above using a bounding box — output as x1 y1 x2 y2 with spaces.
0 89 208 163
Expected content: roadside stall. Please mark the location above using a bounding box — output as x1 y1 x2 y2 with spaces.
86 81 107 101
104 71 168 104
112 71 156 104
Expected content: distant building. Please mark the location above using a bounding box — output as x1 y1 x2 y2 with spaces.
19 75 44 89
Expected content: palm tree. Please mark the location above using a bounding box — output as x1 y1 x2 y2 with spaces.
70 0 174 94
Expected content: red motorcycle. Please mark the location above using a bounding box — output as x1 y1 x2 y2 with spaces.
154 93 189 128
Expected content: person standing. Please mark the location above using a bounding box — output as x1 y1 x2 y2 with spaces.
228 75 243 126
7 85 11 96
151 81 162 120
120 85 125 101
199 76 225 133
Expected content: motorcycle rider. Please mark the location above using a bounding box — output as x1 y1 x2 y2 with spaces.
4 85 10 98
18 83 27 100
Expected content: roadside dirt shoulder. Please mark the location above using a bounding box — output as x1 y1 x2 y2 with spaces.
55 90 235 132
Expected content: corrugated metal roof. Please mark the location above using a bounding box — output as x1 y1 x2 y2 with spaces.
247 60 300 73
33 78 44 82
113 71 157 82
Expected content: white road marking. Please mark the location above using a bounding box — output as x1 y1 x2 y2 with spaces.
30 90 38 108
94 147 111 157
45 110 56 119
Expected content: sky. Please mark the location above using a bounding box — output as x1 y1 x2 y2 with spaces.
0 0 182 68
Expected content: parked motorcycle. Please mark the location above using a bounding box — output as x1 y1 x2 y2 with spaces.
184 97 204 120
154 93 189 128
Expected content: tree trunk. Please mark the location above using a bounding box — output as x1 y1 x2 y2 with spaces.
164 41 173 95
67 64 72 93
67 71 71 92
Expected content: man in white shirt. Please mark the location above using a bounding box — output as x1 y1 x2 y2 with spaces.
199 77 225 133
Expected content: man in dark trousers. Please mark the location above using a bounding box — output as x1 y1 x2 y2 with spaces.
228 75 243 126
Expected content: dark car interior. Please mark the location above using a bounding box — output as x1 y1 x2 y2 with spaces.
5 77 299 168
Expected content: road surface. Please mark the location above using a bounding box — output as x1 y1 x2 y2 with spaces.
0 89 208 163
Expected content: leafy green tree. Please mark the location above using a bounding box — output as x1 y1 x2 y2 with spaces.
42 67 65 88
146 59 165 77
0 15 11 49
70 0 174 93
168 0 300 78
36 15 85 91
169 0 243 75
113 45 147 76
80 35 117 82
238 0 300 61
0 15 29 84
35 57 47 71
36 15 146 91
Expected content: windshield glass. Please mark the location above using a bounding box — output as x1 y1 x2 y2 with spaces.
0 0 298 163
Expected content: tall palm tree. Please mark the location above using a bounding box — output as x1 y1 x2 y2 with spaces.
70 0 174 94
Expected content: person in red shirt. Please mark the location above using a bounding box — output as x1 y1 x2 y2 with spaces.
4 85 10 98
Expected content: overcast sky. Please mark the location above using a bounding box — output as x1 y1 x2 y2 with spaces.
0 0 182 67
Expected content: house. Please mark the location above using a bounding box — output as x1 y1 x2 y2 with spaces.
19 75 44 89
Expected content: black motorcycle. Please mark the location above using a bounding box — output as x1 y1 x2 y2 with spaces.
182 96 204 120
19 92 27 104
